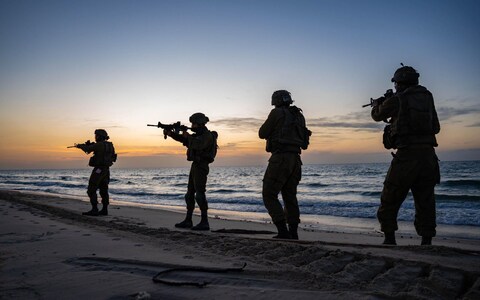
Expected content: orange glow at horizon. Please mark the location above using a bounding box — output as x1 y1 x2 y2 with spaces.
1 106 479 169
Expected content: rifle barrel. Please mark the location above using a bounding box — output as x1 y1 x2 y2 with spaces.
147 124 159 127
362 103 371 108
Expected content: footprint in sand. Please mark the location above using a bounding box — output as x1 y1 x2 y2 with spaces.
112 238 121 241
82 234 91 236
134 244 144 247
183 255 194 259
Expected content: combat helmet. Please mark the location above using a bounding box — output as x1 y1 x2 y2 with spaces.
94 129 109 140
391 64 419 85
189 113 209 125
271 90 293 107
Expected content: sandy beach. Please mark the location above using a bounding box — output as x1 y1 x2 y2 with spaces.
1 190 479 299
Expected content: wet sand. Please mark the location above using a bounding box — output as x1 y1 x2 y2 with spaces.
1 190 479 299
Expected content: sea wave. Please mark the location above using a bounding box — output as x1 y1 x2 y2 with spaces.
360 191 382 197
441 179 480 189
436 194 480 202
304 183 329 187
1 180 85 189
110 189 184 198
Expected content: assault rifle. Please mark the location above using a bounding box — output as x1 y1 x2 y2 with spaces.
67 140 94 149
147 121 191 139
362 89 394 108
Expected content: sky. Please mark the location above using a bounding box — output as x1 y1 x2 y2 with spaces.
0 0 479 169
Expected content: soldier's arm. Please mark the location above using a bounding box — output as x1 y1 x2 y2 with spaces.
167 131 188 146
259 109 281 139
371 96 399 122
77 142 101 154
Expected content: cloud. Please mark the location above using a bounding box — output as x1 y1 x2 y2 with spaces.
211 103 480 134
211 118 264 132
307 111 383 132
436 105 480 122
308 120 382 132
212 111 383 133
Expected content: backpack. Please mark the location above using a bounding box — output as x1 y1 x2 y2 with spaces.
103 141 117 166
277 106 311 150
208 131 219 163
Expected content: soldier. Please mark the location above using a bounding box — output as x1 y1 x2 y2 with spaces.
371 65 440 245
259 90 311 239
75 129 117 216
163 113 218 231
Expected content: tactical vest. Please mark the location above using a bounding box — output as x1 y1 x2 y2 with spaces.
89 141 117 167
187 130 218 163
267 106 311 153
390 86 440 149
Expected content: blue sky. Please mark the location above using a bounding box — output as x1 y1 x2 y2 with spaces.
0 0 479 168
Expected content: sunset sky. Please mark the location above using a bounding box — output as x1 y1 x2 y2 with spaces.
1 0 479 169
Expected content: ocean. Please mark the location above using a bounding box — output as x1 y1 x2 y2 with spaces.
1 161 479 233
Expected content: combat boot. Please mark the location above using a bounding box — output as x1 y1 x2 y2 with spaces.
82 207 99 216
175 219 193 229
98 205 108 216
175 211 193 229
382 231 396 245
273 220 291 239
288 223 299 240
421 236 432 245
192 213 210 231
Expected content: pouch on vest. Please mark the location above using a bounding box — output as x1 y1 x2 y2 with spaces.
383 124 396 150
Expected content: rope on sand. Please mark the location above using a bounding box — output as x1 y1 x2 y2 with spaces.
152 263 247 288
212 228 275 234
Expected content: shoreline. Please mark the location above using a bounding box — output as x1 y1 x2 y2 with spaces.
2 189 480 249
6 188 480 241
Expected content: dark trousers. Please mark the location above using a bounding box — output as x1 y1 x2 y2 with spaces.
185 162 210 213
87 167 110 206
262 152 302 224
378 147 440 237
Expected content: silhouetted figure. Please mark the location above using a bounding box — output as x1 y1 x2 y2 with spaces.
371 65 440 245
75 129 117 216
164 113 218 231
259 90 311 239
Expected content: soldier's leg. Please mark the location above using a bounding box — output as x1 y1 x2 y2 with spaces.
411 184 436 240
411 154 439 243
377 159 412 244
281 155 302 239
176 164 195 228
262 154 290 238
192 162 210 231
98 169 110 216
84 168 102 216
